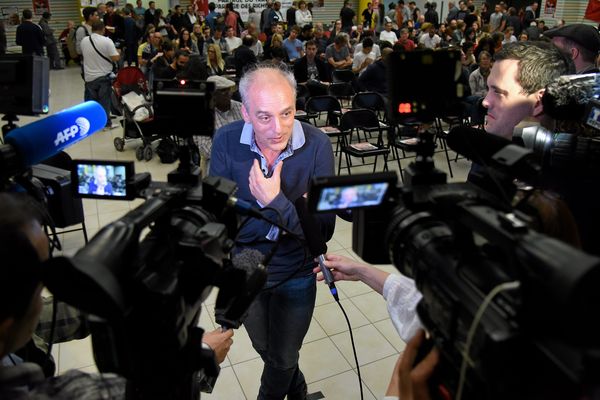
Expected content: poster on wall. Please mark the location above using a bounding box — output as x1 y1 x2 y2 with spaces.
585 0 600 22
543 0 557 18
32 0 50 15
1 7 20 30
212 0 292 22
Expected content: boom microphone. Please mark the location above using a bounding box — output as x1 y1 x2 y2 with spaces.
294 196 339 300
447 126 541 182
1 101 107 179
214 249 267 329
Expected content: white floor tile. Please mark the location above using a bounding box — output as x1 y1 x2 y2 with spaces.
58 336 95 373
232 357 263 400
203 366 246 400
308 370 377 400
350 291 390 323
373 319 407 353
313 299 370 336
299 338 352 384
360 354 401 399
303 318 328 344
330 324 397 367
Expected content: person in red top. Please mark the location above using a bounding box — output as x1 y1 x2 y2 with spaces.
395 28 415 51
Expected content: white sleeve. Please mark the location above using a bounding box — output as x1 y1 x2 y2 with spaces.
382 274 423 342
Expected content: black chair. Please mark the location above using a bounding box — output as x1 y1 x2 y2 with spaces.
328 82 354 108
305 95 344 154
332 68 355 83
338 109 390 175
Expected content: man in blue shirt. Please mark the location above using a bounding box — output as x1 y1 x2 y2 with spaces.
205 2 219 32
210 63 335 400
282 25 304 62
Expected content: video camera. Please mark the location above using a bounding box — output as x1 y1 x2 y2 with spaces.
307 53 600 399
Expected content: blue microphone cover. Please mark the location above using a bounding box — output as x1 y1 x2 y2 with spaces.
5 101 107 167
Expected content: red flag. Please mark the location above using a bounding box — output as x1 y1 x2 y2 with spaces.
585 0 600 22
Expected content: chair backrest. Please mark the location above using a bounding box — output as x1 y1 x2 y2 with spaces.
332 69 355 83
305 95 342 114
341 108 380 131
328 82 354 99
352 92 386 113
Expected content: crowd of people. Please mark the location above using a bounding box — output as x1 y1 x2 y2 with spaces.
3 1 600 399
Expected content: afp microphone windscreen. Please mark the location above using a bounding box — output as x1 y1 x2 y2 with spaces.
5 101 107 167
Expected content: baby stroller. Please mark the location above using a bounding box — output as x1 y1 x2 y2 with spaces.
112 66 161 161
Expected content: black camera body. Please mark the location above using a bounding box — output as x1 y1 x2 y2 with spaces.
310 133 600 399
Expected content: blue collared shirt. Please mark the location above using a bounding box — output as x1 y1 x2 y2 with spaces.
240 119 306 240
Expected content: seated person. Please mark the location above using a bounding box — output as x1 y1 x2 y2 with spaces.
153 49 191 80
234 35 258 79
325 33 353 73
87 165 113 195
206 43 225 76
293 39 331 96
351 37 376 75
224 26 242 54
282 25 304 62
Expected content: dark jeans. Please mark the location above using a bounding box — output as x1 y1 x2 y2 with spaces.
84 75 112 126
244 273 316 400
46 43 61 69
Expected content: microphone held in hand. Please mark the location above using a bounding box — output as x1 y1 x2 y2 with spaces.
294 196 339 300
214 249 267 329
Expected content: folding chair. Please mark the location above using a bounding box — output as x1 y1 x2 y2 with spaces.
305 95 344 154
338 109 390 175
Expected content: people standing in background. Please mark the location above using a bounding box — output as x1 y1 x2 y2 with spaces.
340 0 356 33
16 9 45 56
0 20 6 56
247 7 261 30
260 0 273 33
184 5 198 32
374 3 385 33
144 1 157 28
39 12 63 69
361 2 373 29
287 1 298 29
296 1 312 28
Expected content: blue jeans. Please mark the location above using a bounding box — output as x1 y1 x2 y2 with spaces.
84 75 112 127
243 273 316 400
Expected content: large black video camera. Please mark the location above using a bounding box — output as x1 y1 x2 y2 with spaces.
309 134 600 399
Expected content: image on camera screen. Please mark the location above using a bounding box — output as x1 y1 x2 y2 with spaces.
316 183 389 211
77 163 128 198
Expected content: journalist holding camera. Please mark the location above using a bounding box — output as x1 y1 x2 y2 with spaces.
0 192 234 399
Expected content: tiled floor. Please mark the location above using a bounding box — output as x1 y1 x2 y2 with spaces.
24 66 472 399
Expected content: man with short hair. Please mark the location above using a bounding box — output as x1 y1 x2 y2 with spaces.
424 1 439 28
545 23 600 74
352 37 375 75
234 35 258 78
269 1 284 27
357 47 393 94
489 3 506 32
76 7 99 56
134 0 145 19
144 1 157 27
340 0 356 32
140 31 163 73
103 1 124 43
16 9 44 56
81 20 120 130
207 25 229 54
379 20 398 44
205 2 218 31
523 1 538 28
419 24 441 48
282 25 304 62
362 2 373 28
260 0 273 33
209 63 335 400
170 5 185 34
39 12 63 69
293 39 330 89
325 33 353 71
286 1 298 29
446 1 458 23
396 1 411 28
224 26 242 54
184 4 197 31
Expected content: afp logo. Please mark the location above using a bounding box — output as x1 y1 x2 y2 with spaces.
54 117 91 147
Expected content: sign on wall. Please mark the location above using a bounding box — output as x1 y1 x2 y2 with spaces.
32 0 50 15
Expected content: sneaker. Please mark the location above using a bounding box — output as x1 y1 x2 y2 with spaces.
103 122 120 131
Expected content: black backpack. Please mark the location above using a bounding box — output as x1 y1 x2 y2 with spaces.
156 138 179 164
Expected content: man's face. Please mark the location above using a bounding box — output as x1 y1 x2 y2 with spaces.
187 5 193 13
289 29 297 39
362 45 372 54
203 27 211 38
429 27 435 37
385 22 392 31
494 4 501 13
226 27 234 37
214 29 222 38
450 20 457 28
149 2 155 9
400 30 408 40
151 33 162 46
532 2 538 11
136 0 142 6
276 24 284 34
479 55 491 69
274 2 280 10
98 4 107 13
482 59 540 139
357 25 363 33
214 88 232 111
176 55 189 68
306 44 317 58
241 71 296 154
314 28 323 38
95 167 108 186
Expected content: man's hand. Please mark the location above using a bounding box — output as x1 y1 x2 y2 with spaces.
202 328 234 364
312 253 365 282
249 159 282 206
385 329 439 400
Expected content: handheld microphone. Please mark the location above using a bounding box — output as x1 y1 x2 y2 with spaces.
2 101 107 179
447 126 541 183
294 196 339 300
214 249 267 329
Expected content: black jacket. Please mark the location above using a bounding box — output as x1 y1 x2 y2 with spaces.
234 45 257 79
293 56 330 83
16 21 45 55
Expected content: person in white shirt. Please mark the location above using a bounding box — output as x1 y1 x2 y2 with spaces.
352 37 376 75
80 20 120 129
355 31 381 58
224 26 242 54
502 26 517 45
419 25 441 48
295 0 312 27
379 20 398 45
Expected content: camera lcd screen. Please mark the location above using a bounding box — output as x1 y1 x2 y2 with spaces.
586 103 600 131
73 160 133 200
316 183 390 211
